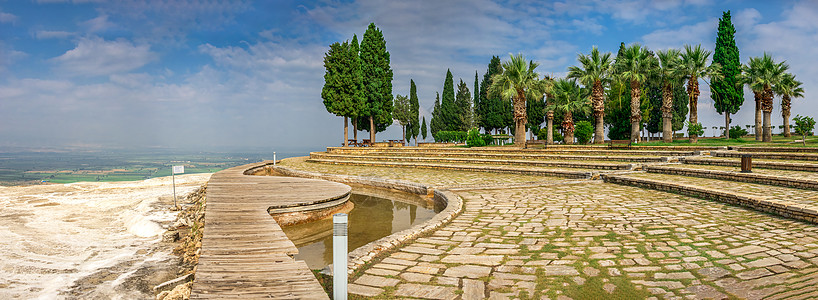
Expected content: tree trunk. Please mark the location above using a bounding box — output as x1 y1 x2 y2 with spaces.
369 116 375 144
661 82 673 143
762 85 773 142
593 81 605 144
401 125 406 145
512 95 527 148
754 92 762 141
352 118 358 141
563 112 574 145
782 95 792 137
630 81 641 143
724 113 730 140
344 116 349 147
546 111 554 145
687 76 699 144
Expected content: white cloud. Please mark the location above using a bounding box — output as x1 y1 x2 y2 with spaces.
0 10 17 23
81 14 114 32
35 30 75 39
641 18 717 50
52 37 156 76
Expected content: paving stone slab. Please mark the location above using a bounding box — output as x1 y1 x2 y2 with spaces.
394 283 458 300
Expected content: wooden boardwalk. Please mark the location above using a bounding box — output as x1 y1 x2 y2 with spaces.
191 161 351 299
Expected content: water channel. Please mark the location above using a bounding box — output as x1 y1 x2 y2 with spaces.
280 185 442 269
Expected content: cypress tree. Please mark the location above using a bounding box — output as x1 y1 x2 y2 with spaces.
322 40 362 146
479 56 504 133
455 79 472 131
430 92 443 137
671 80 689 135
349 34 365 141
421 116 428 140
473 71 480 129
605 42 632 140
711 10 743 139
441 69 457 131
359 23 393 142
526 94 546 140
409 79 420 144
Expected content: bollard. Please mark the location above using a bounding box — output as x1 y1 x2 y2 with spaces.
333 213 348 300
273 152 276 167
741 154 752 173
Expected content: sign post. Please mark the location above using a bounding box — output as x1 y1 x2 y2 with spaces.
172 165 184 209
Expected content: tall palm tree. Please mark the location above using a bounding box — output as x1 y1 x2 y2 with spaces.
567 46 613 144
489 54 548 148
615 43 656 143
547 79 591 145
741 53 788 142
679 44 722 143
656 49 683 143
742 56 765 141
774 73 804 137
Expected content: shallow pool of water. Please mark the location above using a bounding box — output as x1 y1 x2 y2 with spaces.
281 186 440 269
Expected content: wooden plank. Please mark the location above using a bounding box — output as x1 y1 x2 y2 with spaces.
190 161 350 300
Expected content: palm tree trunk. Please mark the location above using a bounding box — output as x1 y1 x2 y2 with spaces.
563 111 574 145
593 81 605 144
630 81 641 143
688 76 699 143
662 82 673 143
344 116 349 147
754 92 762 141
546 111 554 145
762 85 774 142
782 95 792 137
512 95 527 148
369 116 375 145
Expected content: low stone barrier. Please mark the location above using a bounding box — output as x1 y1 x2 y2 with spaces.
601 174 818 224
644 165 818 191
713 151 818 161
320 150 667 162
326 146 694 157
306 159 593 179
272 165 464 275
733 146 818 153
309 152 633 170
681 157 818 172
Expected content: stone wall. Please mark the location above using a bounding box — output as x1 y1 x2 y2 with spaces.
644 165 818 190
681 157 818 172
305 159 592 179
602 174 818 224
272 165 463 275
713 151 818 161
309 152 633 170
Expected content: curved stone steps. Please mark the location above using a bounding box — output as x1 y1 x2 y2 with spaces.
329 148 694 157
643 164 818 191
682 157 818 172
713 151 818 161
310 152 636 170
320 150 667 163
306 158 593 179
602 173 818 224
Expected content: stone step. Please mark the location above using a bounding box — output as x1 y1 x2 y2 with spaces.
310 152 636 170
733 146 818 153
601 173 818 224
682 157 818 172
713 151 818 161
644 165 818 191
326 147 695 157
306 158 593 179
320 150 668 163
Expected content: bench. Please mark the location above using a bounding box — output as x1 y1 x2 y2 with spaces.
608 139 632 149
361 139 372 147
343 139 359 147
388 139 404 147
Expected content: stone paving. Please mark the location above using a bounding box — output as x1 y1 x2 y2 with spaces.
349 182 818 300
282 149 818 299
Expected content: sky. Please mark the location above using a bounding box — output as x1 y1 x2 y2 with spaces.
1 0 816 152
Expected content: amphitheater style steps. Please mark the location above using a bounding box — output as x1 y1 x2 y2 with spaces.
713 151 818 161
327 147 697 157
310 152 636 170
602 172 818 224
320 150 669 163
732 146 818 153
306 158 594 179
682 157 818 172
643 164 818 191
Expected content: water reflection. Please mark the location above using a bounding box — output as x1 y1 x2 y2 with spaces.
281 187 440 269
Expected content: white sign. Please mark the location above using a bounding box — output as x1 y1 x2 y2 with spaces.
172 165 185 174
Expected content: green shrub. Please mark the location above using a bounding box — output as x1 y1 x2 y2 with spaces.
553 128 564 143
537 128 548 140
728 125 748 139
686 121 704 137
574 121 594 144
433 130 467 143
481 134 493 145
466 128 485 147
